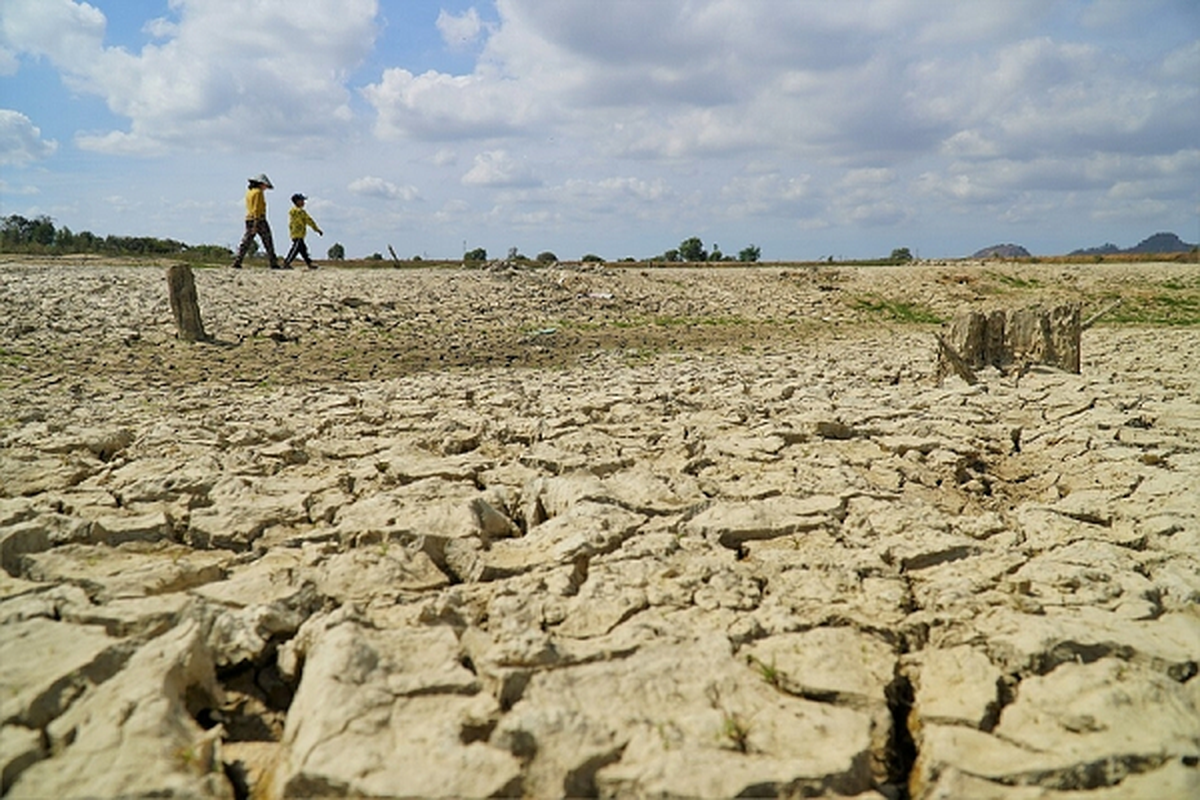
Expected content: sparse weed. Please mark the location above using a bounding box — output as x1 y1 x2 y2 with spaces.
854 297 942 324
719 712 752 754
746 654 782 689
622 347 657 365
706 683 754 754
1102 291 1200 326
986 271 1041 290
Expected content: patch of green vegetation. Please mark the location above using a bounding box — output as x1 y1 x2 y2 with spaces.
985 271 1041 290
854 297 942 324
1160 277 1197 292
746 654 782 689
0 348 26 367
719 712 753 754
621 347 658 365
1104 292 1200 326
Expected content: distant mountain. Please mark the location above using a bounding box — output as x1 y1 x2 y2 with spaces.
1127 232 1195 253
1071 231 1196 256
972 243 1031 259
1069 243 1121 257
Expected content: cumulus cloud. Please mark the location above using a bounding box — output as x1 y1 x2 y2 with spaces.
720 172 814 219
362 66 542 141
74 129 167 157
348 176 419 201
437 8 486 50
0 48 18 76
363 1 1198 171
547 176 676 222
3 0 1196 257
0 0 107 77
461 149 540 188
0 110 58 165
352 1 1198 252
0 0 379 152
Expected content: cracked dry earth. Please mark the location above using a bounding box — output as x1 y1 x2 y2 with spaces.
1 258 1198 799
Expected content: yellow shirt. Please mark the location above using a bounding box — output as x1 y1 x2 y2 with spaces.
244 186 267 220
289 206 322 239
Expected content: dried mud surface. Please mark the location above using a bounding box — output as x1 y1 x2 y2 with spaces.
1 257 1198 800
1 257 1196 399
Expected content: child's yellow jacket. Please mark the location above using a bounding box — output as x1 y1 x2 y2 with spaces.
288 207 322 239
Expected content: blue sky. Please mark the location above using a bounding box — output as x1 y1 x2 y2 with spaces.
2 0 1197 260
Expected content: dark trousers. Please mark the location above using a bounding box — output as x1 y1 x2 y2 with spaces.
233 218 278 266
284 238 313 267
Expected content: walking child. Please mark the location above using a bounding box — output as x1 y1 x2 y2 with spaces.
283 194 323 269
231 173 281 269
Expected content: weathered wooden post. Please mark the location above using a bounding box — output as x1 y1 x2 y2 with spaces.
937 303 1081 383
166 263 208 342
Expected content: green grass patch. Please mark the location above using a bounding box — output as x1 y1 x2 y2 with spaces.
1100 290 1200 326
0 348 26 367
984 271 1041 290
853 297 942 324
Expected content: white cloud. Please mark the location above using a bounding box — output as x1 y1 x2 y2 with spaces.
2 0 1197 259
361 0 1198 179
436 8 485 50
74 129 166 157
720 173 814 219
363 66 542 141
549 176 676 222
0 110 58 165
461 149 540 188
348 175 419 201
0 0 107 76
142 16 179 39
0 47 18 76
0 0 379 152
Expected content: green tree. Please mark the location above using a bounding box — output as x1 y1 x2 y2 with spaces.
890 247 914 264
1 215 29 248
679 236 707 262
581 253 605 263
536 251 558 264
738 245 761 263
54 226 75 251
327 242 345 260
464 247 487 261
30 215 56 246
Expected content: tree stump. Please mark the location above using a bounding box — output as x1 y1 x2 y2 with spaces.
937 303 1080 383
166 264 208 342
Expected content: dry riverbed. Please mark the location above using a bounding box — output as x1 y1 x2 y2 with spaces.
1 258 1198 799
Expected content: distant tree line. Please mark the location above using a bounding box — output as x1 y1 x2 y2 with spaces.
654 237 762 263
4 215 922 267
0 214 231 259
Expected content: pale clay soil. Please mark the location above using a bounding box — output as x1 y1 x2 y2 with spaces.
1 257 1198 800
1 256 1196 394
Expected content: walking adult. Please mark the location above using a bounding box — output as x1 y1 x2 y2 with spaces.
230 173 282 269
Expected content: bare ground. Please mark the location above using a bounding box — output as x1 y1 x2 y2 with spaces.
2 258 1197 403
